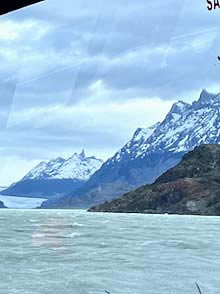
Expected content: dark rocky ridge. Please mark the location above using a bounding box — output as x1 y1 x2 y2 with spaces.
89 145 220 216
0 201 7 208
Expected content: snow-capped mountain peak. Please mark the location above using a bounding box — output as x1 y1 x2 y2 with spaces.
199 89 217 103
39 89 220 208
192 89 220 109
23 151 104 181
106 89 220 165
169 100 191 114
105 122 160 165
133 122 160 142
79 149 86 158
69 150 86 161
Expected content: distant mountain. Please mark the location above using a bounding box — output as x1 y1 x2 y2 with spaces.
89 145 220 216
0 186 7 192
1 150 103 199
41 89 220 208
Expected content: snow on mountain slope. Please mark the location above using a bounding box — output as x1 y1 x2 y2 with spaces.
139 89 220 155
40 89 220 208
107 122 160 164
23 150 104 181
106 89 220 165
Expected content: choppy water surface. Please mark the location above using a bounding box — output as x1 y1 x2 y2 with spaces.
0 210 220 294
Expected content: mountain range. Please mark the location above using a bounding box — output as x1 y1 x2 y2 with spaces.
89 144 220 216
1 150 103 198
40 89 220 208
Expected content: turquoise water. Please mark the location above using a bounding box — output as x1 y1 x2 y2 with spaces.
0 209 219 294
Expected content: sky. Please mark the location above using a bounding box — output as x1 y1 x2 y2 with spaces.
0 0 220 186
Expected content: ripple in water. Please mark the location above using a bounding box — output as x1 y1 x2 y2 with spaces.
0 209 220 294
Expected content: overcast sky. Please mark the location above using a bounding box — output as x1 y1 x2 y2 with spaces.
0 0 220 186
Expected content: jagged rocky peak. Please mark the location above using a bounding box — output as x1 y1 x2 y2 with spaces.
133 122 160 142
107 122 161 164
162 100 191 125
169 100 191 114
22 150 103 182
68 149 101 162
107 88 220 165
70 151 83 159
70 149 88 160
80 149 86 158
191 89 220 107
49 157 65 164
199 89 217 103
167 89 220 116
